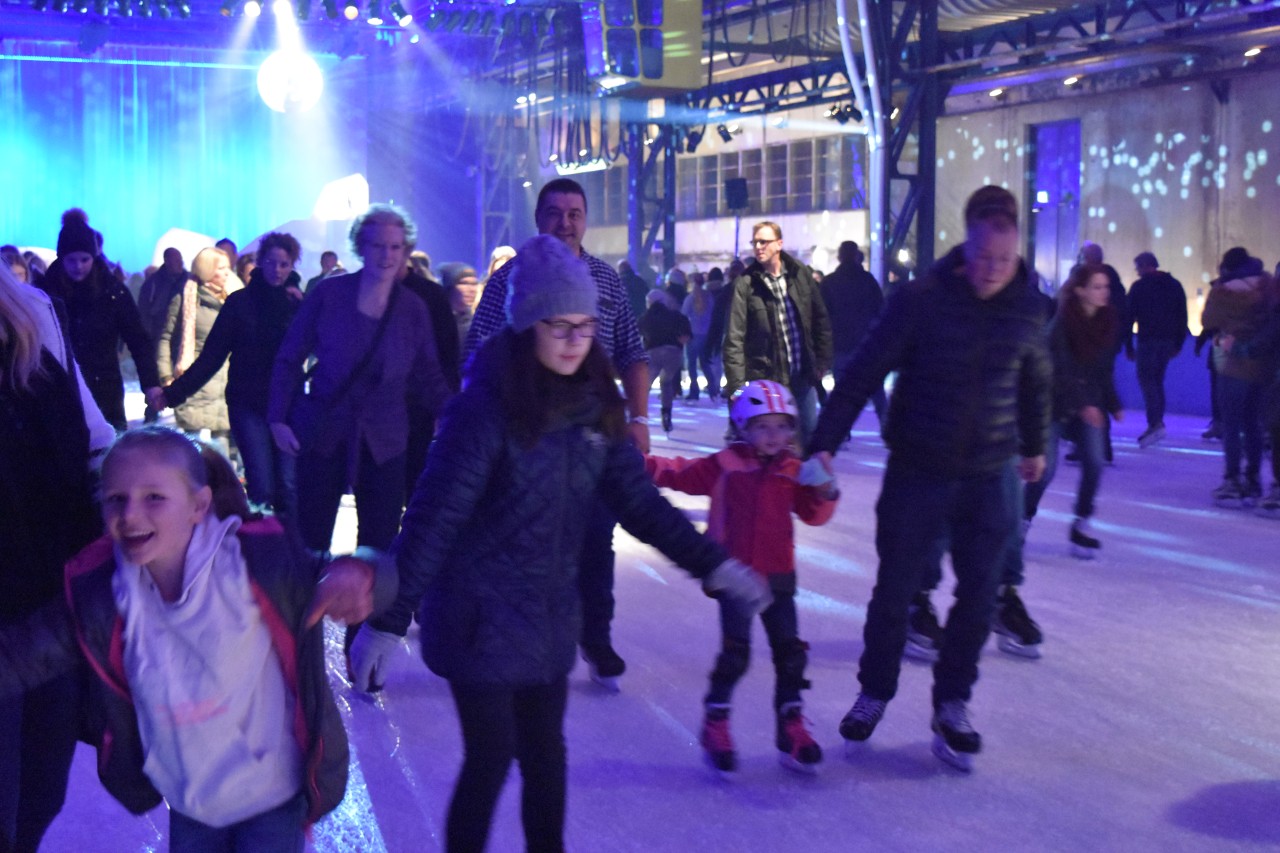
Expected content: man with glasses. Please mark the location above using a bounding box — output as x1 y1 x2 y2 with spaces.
466 178 650 691
723 222 833 447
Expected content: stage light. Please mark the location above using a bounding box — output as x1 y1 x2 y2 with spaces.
1064 75 1080 86
296 0 310 19
244 0 261 16
686 129 703 153
989 88 1004 97
220 0 233 14
74 0 87 12
257 49 324 112
322 0 336 18
175 0 189 16
31 0 49 10
522 180 533 188
342 1 357 19
93 0 107 13
272 0 291 16
1244 47 1262 58
389 1 410 25
716 123 733 143
366 0 382 24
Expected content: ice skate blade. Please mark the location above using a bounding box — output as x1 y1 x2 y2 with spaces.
588 672 621 693
779 752 821 775
1070 544 1098 560
996 635 1042 659
931 736 974 773
703 756 738 780
902 640 939 663
1213 497 1244 510
1255 505 1280 519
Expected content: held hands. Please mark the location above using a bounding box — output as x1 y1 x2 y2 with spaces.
303 557 375 629
1018 455 1047 484
143 386 167 412
270 422 300 456
703 559 772 617
348 623 403 693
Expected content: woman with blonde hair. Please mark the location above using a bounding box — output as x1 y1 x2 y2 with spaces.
158 247 242 447
1 263 114 851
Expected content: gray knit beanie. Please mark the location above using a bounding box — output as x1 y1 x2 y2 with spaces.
506 235 597 331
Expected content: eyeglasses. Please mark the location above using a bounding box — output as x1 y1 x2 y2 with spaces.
540 318 598 340
749 238 780 248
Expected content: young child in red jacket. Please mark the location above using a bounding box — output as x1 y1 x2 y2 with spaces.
645 380 839 775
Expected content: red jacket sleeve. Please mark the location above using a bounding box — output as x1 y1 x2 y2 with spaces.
644 453 723 496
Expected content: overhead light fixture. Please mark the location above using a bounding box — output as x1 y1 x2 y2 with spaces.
366 0 382 24
322 0 336 17
686 129 703 153
578 148 589 157
548 153 559 162
31 0 50 10
219 0 234 14
989 88 1004 97
716 123 733 143
597 75 630 91
1244 47 1262 58
825 104 863 125
522 180 533 188
244 0 261 16
889 106 899 120
389 2 410 25
271 0 291 16
295 0 309 19
342 1 357 19
1064 75 1081 86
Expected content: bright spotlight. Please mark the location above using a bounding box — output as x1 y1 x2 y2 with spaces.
244 0 261 16
1244 47 1262 58
257 50 324 113
390 1 410 25
342 1 357 18
272 0 292 16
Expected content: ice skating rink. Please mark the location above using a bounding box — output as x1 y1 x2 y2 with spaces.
45 397 1280 852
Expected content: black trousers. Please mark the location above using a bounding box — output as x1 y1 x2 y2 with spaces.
446 678 568 853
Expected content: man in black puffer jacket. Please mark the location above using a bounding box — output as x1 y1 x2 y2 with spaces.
807 186 1051 771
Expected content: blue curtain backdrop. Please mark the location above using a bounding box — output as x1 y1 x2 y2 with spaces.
0 41 368 271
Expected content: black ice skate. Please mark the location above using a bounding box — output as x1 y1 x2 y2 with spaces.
700 705 737 778
1212 476 1245 509
1256 484 1280 518
839 693 887 754
1241 475 1263 508
903 592 943 663
1069 517 1100 560
776 703 822 774
581 644 626 692
931 700 981 773
992 586 1043 659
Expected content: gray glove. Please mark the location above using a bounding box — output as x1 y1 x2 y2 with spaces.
702 559 773 616
348 624 402 693
797 457 835 488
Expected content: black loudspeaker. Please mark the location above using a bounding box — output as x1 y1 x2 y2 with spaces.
725 178 749 210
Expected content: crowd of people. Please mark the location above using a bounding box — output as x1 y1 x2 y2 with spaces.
3 180 1279 851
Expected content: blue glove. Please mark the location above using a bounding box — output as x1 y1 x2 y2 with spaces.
798 457 835 488
348 624 402 693
703 559 772 617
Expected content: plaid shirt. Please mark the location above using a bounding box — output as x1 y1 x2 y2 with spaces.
763 270 801 378
464 246 647 375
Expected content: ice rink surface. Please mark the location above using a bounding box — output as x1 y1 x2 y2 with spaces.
45 396 1280 852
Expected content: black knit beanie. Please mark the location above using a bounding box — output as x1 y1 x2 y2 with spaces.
57 208 98 257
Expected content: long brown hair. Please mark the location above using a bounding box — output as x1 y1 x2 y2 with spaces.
1059 263 1117 362
498 329 627 447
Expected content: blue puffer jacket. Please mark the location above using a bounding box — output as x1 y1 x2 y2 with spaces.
810 245 1052 476
374 331 729 686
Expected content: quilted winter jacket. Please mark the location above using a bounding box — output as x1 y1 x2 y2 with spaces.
723 252 833 395
809 245 1052 477
372 331 730 686
64 517 396 824
646 443 836 586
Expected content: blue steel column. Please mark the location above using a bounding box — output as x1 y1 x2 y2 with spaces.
916 0 939 270
662 126 677 272
626 123 645 272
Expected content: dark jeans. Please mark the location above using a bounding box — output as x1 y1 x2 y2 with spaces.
0 670 80 853
577 502 617 651
447 678 568 853
686 335 720 398
1218 374 1265 480
791 379 819 452
705 592 806 710
1136 338 1180 430
229 405 296 518
296 439 406 554
859 456 1018 707
169 791 305 853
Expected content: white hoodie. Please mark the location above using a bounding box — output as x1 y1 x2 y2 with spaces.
112 514 302 827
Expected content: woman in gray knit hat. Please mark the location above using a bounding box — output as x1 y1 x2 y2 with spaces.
350 234 770 853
